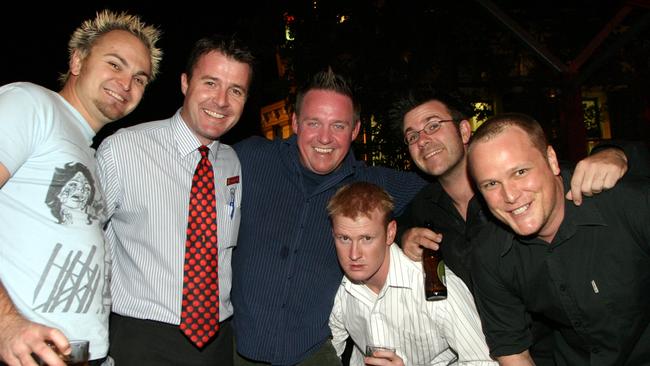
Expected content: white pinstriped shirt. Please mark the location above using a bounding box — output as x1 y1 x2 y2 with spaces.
96 109 241 324
329 244 496 366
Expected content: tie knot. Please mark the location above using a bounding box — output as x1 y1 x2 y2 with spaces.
198 145 210 158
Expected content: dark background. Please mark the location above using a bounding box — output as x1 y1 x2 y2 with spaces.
1 1 282 145
3 1 649 161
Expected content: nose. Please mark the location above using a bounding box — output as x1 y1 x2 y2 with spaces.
416 132 431 148
317 125 333 144
213 88 229 107
501 181 520 204
117 75 132 91
349 242 361 261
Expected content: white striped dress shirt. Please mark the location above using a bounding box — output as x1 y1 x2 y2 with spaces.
329 244 496 365
96 109 241 324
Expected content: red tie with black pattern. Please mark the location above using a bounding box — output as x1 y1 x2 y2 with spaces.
180 145 219 348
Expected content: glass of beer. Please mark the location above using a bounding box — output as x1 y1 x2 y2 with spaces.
35 339 89 366
365 344 396 356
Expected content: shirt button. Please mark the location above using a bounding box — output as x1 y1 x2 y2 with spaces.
573 321 581 327
559 284 566 291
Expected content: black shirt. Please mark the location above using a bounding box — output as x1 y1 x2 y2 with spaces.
396 180 556 365
396 180 488 290
471 175 650 365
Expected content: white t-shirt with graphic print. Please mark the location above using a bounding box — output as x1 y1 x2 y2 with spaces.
0 82 109 360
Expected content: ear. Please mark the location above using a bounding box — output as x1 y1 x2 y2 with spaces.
291 112 299 134
546 145 561 175
459 119 472 144
180 73 189 96
69 50 83 76
351 120 361 141
386 219 397 245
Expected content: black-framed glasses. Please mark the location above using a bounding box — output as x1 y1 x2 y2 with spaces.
404 119 456 145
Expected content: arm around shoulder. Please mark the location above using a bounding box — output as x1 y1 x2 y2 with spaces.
591 140 650 177
567 146 628 205
379 168 428 215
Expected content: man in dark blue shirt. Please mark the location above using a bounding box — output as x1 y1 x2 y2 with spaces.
468 113 650 365
231 69 427 365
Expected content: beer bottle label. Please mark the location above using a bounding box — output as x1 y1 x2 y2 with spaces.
437 260 446 286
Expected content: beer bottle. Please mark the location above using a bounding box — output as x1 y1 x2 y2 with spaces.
422 223 447 301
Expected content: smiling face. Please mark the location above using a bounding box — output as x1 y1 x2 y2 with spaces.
403 100 471 178
292 89 360 175
332 209 396 294
469 126 565 242
58 171 92 210
180 51 251 145
68 30 152 130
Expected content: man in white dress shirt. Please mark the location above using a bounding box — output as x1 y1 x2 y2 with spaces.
96 34 253 365
327 182 496 366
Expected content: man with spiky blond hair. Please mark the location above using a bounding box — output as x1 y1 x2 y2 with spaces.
0 9 161 366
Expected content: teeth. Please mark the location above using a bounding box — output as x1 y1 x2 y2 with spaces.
424 148 442 159
203 109 225 118
314 147 333 153
512 204 529 215
106 89 125 102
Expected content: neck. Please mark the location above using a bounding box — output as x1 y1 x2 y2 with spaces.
437 158 475 221
365 248 391 295
59 81 103 133
537 176 566 243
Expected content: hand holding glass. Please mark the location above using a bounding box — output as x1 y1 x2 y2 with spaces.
35 340 89 366
365 344 396 357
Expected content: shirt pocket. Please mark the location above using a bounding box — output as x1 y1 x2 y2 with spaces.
217 200 240 248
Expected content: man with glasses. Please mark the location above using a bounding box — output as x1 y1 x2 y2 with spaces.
389 87 628 364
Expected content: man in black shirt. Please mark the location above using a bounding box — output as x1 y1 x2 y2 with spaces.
390 87 628 288
389 87 630 364
467 113 650 365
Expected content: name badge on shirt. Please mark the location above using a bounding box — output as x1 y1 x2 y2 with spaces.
226 176 239 219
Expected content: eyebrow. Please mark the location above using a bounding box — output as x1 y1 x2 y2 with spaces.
404 114 446 132
105 52 151 80
202 76 248 94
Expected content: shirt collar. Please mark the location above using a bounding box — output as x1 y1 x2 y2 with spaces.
56 92 96 146
500 173 607 254
341 244 414 296
551 179 606 244
282 135 358 196
172 108 220 158
421 181 447 203
283 134 357 172
384 244 416 290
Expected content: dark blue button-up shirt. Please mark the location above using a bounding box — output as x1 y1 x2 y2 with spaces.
232 136 427 365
